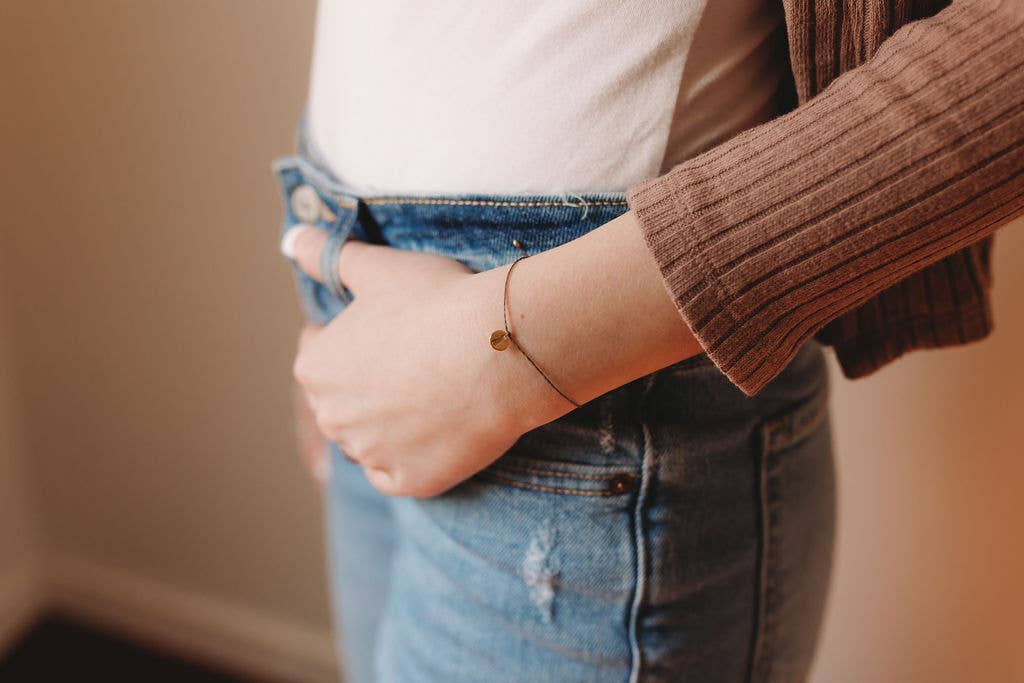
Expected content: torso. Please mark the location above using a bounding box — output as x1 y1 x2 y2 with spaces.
306 0 788 195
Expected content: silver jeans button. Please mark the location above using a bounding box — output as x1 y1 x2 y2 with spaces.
290 183 324 223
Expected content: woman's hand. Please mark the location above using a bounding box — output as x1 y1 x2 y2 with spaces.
285 227 570 499
283 208 703 498
292 322 331 487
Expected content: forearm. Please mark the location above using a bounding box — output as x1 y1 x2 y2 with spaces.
624 0 1024 395
473 210 703 428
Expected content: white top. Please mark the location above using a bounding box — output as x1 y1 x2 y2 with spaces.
306 0 787 196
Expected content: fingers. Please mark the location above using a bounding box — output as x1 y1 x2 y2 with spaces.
364 466 399 496
282 225 477 298
281 224 365 291
292 378 331 485
293 323 331 485
312 445 332 485
281 224 329 285
297 321 322 350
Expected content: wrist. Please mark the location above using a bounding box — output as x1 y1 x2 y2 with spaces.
466 265 575 437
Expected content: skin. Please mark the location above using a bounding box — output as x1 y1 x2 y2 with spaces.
290 209 703 497
293 322 332 486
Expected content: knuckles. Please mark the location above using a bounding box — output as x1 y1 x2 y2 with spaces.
313 413 338 442
292 352 313 387
367 469 450 499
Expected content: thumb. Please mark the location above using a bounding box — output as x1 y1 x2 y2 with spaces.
280 224 365 292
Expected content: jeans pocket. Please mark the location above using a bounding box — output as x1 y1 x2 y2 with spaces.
760 384 830 455
750 384 836 682
472 453 641 498
468 392 642 498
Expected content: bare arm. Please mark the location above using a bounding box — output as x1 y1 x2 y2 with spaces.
466 209 704 430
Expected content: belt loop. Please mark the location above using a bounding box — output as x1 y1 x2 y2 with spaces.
322 196 361 303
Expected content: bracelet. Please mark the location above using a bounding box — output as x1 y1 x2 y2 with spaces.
489 239 582 409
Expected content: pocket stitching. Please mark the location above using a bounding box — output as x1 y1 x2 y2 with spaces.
476 454 640 497
751 422 785 682
750 385 829 682
472 470 631 497
489 461 623 481
761 384 829 454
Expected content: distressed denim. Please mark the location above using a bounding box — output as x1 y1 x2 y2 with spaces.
272 121 836 683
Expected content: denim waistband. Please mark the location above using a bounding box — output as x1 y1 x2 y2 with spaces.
270 118 826 406
276 111 630 231
272 114 633 324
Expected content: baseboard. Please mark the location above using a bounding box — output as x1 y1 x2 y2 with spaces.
45 553 339 683
0 560 43 657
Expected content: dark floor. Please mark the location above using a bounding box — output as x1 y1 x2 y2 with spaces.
0 615 255 682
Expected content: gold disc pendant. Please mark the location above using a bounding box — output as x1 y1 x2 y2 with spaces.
490 329 512 350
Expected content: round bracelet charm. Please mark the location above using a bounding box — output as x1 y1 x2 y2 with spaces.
490 329 512 350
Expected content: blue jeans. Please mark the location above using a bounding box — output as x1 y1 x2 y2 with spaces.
272 123 835 683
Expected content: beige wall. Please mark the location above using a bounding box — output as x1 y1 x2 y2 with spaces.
816 222 1024 683
0 283 41 652
0 1 335 680
0 2 1021 682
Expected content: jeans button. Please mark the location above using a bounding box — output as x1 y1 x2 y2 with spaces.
290 183 323 223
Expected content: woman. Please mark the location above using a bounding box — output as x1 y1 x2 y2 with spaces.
275 0 1024 681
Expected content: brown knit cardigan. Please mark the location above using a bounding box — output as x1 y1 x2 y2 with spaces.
626 0 1024 396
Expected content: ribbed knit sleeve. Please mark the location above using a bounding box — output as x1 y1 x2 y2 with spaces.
626 0 1024 396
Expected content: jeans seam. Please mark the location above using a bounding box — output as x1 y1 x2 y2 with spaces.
472 471 627 497
489 462 629 481
752 417 792 683
763 382 830 453
627 373 658 683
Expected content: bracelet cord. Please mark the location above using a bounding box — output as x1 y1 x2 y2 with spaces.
501 249 582 409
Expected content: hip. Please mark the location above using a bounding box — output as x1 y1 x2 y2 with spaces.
275 127 835 681
327 339 833 682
